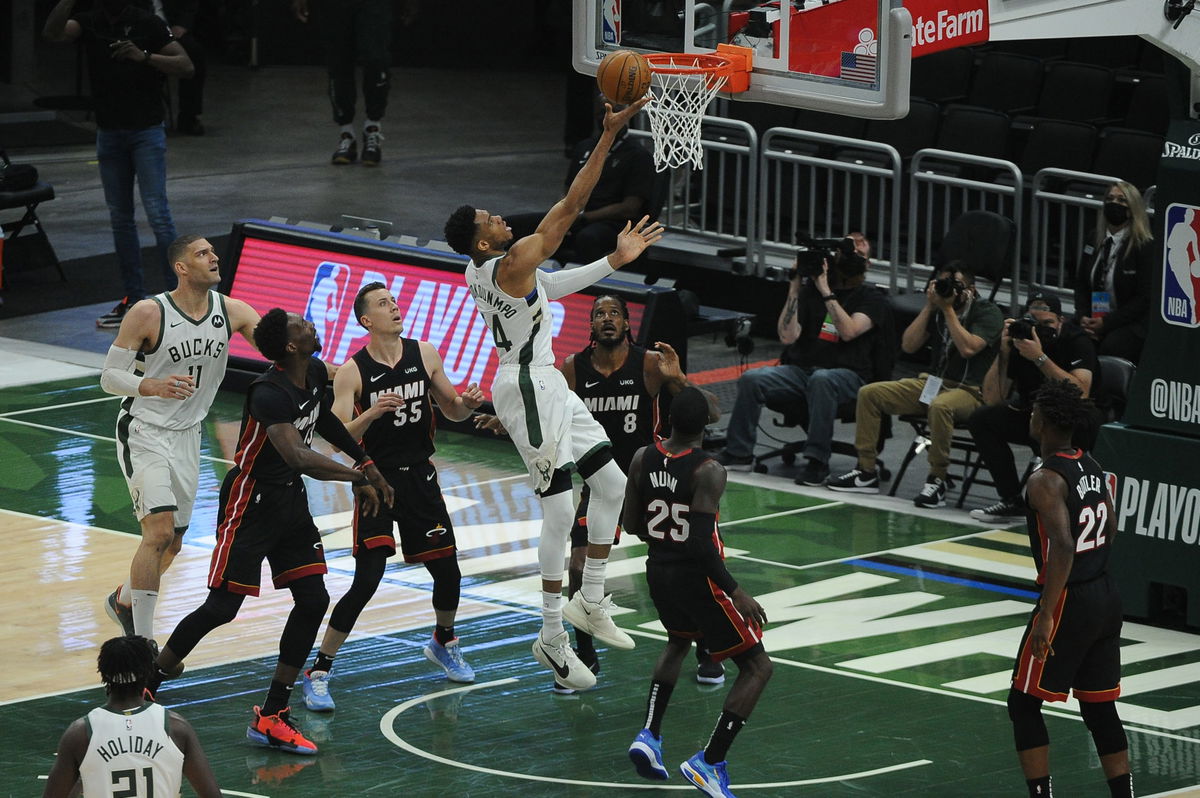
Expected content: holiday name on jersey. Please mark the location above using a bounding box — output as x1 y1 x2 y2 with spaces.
94 734 167 763
166 337 226 363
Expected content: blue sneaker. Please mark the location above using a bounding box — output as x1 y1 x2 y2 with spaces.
680 751 736 797
628 729 669 780
302 670 335 712
424 637 475 683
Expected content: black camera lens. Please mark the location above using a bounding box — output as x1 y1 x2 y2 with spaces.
1009 317 1035 340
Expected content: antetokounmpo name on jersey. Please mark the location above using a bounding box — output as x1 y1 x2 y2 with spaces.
467 284 518 319
95 735 166 762
167 338 226 363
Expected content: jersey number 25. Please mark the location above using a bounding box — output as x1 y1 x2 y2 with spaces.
646 499 689 542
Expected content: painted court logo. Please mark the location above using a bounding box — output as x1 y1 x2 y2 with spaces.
1162 203 1200 328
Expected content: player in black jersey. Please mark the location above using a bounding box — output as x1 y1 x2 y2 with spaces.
622 387 771 797
300 282 485 711
1007 379 1131 798
560 295 720 689
148 309 392 756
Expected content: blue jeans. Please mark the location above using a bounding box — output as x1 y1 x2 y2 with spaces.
725 364 864 463
96 125 178 300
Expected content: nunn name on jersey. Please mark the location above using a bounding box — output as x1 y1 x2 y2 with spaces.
649 471 678 492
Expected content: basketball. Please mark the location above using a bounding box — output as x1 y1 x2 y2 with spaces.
596 50 653 105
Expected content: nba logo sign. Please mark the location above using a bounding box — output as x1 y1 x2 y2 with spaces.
602 0 621 45
1162 203 1200 328
1103 471 1118 504
304 261 351 354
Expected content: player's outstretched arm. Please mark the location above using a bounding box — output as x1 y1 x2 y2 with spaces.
646 343 721 423
537 216 664 301
420 341 484 422
170 713 222 798
505 98 650 274
1025 469 1074 662
41 719 85 798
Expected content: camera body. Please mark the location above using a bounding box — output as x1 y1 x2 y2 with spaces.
932 276 961 298
790 235 865 281
1009 315 1059 346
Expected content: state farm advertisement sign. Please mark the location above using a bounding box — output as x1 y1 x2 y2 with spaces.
907 0 988 56
226 236 644 389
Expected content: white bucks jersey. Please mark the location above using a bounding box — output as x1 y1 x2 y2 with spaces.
127 290 231 429
466 256 555 370
78 703 185 798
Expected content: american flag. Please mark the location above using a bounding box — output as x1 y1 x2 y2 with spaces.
840 51 878 84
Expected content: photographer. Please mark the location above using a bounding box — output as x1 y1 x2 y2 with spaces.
716 233 888 486
1072 181 1155 364
828 263 1002 507
967 293 1099 523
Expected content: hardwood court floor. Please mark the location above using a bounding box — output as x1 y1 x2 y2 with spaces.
2 377 1198 797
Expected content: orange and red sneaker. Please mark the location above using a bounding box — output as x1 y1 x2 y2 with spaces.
246 705 318 755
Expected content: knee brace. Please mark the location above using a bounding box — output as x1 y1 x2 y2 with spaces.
329 548 387 632
538 487 577 582
1007 688 1049 751
424 555 461 612
1080 700 1128 756
288 574 330 623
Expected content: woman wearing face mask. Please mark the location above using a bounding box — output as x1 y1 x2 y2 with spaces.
1072 181 1155 364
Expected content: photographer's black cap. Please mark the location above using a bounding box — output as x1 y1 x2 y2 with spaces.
1024 292 1062 315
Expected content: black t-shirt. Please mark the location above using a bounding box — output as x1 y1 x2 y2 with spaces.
781 283 889 381
233 359 364 484
73 7 174 129
352 340 436 469
566 134 656 216
572 344 659 470
1024 450 1111 586
1007 325 1097 408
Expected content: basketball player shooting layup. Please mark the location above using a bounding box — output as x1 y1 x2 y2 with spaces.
443 97 661 691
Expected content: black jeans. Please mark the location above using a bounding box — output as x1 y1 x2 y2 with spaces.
967 402 1105 500
316 0 392 125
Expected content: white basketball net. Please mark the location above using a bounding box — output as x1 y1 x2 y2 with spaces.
644 56 730 172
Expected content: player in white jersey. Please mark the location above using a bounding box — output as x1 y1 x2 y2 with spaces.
100 234 260 642
42 636 220 798
443 97 662 690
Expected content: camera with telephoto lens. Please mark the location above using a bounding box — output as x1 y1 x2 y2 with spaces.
790 235 865 280
932 276 962 298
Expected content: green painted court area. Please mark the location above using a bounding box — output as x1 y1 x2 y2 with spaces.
3 378 1199 797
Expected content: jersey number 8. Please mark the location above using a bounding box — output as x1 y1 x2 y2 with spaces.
646 499 689 542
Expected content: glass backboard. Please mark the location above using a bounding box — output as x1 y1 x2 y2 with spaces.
573 0 914 118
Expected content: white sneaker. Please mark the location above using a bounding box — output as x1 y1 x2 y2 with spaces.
532 630 597 691
563 593 635 650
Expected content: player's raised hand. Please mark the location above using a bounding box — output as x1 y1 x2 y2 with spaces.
611 216 665 268
460 383 484 410
654 341 684 383
603 95 652 134
361 463 394 511
144 374 195 400
366 391 406 420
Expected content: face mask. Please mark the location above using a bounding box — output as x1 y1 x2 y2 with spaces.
1103 201 1130 226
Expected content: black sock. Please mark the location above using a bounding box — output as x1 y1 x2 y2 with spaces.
704 709 746 764
147 668 169 696
644 679 674 737
312 651 335 673
575 630 596 660
434 625 455 645
1106 773 1132 798
261 680 293 717
1025 775 1052 797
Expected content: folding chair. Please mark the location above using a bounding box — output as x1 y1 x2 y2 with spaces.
0 148 63 287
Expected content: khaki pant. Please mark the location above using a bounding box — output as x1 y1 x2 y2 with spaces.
855 375 983 478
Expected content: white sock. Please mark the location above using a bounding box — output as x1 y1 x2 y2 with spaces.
131 589 158 639
339 124 354 137
541 591 564 641
365 119 381 132
581 557 607 603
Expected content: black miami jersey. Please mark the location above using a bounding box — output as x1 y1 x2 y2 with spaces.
636 442 724 567
352 339 435 468
1025 449 1112 586
573 344 658 470
231 358 329 484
